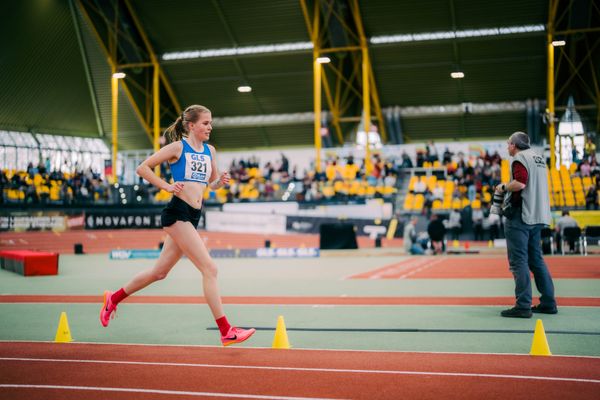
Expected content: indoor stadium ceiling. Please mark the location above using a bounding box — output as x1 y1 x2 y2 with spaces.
0 0 598 150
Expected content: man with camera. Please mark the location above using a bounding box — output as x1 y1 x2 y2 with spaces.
494 132 557 318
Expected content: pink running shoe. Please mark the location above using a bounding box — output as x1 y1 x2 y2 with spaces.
100 290 117 327
221 326 256 346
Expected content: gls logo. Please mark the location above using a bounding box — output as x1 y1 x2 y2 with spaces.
533 155 545 167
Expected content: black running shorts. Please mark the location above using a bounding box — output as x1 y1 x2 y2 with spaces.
161 196 202 228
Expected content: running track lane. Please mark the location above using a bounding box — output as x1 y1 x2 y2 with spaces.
0 342 599 400
348 256 600 279
1 295 600 306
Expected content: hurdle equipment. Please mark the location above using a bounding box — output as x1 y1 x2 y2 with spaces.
529 319 551 356
272 315 291 349
55 312 73 343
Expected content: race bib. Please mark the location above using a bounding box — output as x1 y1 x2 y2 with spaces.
184 153 211 183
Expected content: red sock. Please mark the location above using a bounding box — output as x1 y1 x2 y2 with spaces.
216 316 231 336
110 288 128 305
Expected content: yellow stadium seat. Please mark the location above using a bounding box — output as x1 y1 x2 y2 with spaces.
414 194 424 209
403 193 414 210
322 185 335 198
569 163 577 174
408 176 418 191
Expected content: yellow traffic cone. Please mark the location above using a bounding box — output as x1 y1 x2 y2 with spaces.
54 312 73 343
529 319 551 356
488 240 494 248
272 315 290 349
452 240 459 248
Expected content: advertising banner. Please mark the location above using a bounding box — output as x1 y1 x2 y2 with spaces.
205 211 286 234
286 215 394 237
0 211 84 232
85 212 162 229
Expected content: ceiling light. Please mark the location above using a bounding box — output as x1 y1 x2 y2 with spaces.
112 72 126 79
370 24 544 45
451 72 464 79
161 25 545 61
316 57 331 64
237 86 252 93
551 40 566 47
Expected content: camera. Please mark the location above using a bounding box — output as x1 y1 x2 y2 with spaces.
490 189 505 215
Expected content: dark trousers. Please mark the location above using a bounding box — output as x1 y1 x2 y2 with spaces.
504 213 556 309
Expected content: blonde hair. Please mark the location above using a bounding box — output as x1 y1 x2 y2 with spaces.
163 105 211 144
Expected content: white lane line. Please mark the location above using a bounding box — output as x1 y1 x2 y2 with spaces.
343 257 426 280
0 357 599 384
0 384 341 400
370 257 434 279
397 257 447 279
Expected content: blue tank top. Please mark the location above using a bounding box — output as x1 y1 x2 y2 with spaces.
169 139 213 184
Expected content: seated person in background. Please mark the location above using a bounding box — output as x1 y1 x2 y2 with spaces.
585 185 598 210
472 207 484 241
427 214 446 254
554 210 579 253
403 216 424 255
413 179 426 194
446 209 462 240
483 211 501 241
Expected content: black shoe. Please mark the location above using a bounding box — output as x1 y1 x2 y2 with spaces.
500 307 532 318
531 305 558 314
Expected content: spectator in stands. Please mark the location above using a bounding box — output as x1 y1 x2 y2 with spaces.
426 140 439 163
412 178 425 194
280 153 289 174
427 214 446 254
416 151 425 167
432 183 444 201
496 131 556 318
446 209 462 240
586 185 598 210
555 210 579 253
403 216 424 255
579 159 591 177
584 136 596 160
422 188 434 218
400 152 413 169
24 182 39 204
442 147 453 164
0 170 7 204
99 104 255 347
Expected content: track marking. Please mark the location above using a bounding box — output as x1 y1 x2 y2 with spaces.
396 257 447 279
0 384 341 399
1 357 599 384
369 257 435 279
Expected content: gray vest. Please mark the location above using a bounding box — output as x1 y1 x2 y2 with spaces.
510 148 551 225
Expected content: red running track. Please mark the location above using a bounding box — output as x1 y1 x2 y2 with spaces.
349 256 600 279
0 342 599 400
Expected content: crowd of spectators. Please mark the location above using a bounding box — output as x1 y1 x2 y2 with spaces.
208 152 399 203
1 160 110 205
